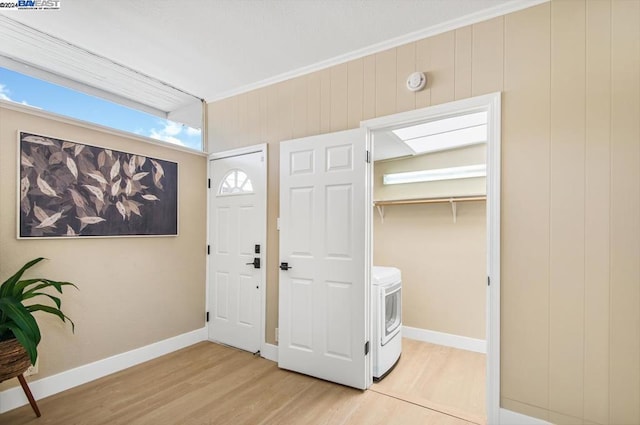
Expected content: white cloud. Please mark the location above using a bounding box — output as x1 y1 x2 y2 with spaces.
149 130 185 146
186 126 201 136
149 120 185 146
0 83 37 108
163 120 183 137
148 120 202 147
0 84 12 101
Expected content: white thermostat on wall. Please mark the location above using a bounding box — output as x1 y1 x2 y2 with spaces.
406 72 427 92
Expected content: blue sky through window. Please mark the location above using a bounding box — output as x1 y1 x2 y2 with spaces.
0 67 202 150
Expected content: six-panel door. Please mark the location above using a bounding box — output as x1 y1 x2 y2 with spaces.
278 128 368 389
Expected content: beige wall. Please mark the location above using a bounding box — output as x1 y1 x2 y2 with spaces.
373 200 486 339
207 1 640 423
374 144 486 201
0 105 207 391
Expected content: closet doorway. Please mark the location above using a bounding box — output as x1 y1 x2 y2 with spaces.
362 93 501 424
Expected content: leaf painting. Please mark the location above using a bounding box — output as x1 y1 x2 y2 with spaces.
37 175 59 198
66 157 78 179
23 135 54 146
21 153 34 167
87 172 108 185
77 216 106 224
20 177 30 200
33 205 48 222
19 132 178 238
83 185 105 203
132 172 148 181
110 160 120 181
36 211 63 229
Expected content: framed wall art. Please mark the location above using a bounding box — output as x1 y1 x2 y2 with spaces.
18 131 178 238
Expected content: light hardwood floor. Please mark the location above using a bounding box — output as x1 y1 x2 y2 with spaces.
0 339 483 425
371 338 486 424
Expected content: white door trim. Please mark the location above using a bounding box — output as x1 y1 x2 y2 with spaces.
209 143 268 160
361 92 501 424
207 143 268 356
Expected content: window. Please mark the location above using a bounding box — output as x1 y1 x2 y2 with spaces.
0 67 203 151
218 170 254 195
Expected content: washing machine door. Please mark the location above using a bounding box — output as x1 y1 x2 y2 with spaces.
381 281 402 346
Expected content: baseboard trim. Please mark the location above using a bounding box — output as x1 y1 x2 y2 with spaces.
0 327 207 414
261 343 278 363
403 326 486 354
499 408 552 425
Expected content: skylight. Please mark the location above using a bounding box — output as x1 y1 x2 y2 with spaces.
392 111 488 155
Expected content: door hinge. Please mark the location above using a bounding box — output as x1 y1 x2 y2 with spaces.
364 341 370 355
208 178 211 188
206 312 210 322
487 276 490 286
207 245 210 255
365 150 371 164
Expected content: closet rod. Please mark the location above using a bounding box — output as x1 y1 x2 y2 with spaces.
373 195 486 207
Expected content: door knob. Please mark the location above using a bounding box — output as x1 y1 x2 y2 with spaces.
279 262 292 271
246 258 261 269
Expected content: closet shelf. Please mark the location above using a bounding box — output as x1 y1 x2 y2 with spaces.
373 195 486 224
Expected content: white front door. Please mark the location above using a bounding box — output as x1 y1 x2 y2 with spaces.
278 128 369 389
208 149 266 353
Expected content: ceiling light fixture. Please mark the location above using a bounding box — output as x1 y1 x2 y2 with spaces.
383 164 486 185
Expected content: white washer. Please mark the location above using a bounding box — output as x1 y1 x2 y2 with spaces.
372 266 402 380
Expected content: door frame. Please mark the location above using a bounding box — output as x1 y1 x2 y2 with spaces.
207 143 268 355
361 92 501 423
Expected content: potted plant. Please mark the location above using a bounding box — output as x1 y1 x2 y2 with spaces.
0 257 77 381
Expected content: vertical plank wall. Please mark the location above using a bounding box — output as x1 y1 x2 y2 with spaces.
207 1 640 423
549 1 586 423
501 4 551 420
584 3 611 424
609 1 640 425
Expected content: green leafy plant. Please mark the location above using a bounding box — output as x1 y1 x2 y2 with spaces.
0 257 77 364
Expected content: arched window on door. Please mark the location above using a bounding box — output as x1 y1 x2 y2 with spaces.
218 169 254 195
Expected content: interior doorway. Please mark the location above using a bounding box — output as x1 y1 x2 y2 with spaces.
362 92 501 423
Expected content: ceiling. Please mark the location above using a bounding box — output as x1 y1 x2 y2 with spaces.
0 0 529 108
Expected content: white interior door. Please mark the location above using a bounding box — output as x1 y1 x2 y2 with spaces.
209 149 266 353
278 128 369 389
